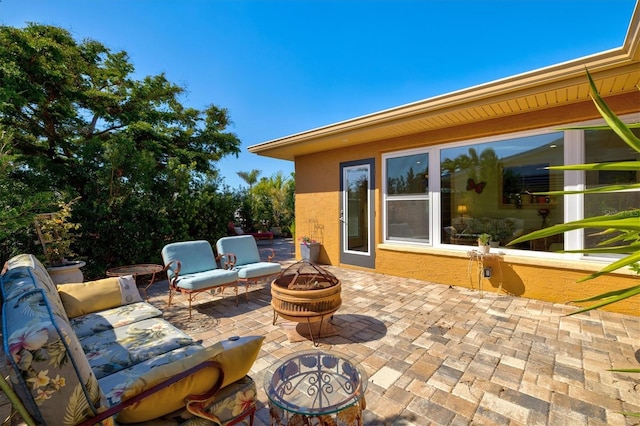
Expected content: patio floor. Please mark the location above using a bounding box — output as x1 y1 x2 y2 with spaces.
2 238 639 425
149 238 640 425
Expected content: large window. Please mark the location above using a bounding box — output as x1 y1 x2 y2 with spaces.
440 133 564 251
584 128 640 252
383 150 430 243
381 119 639 257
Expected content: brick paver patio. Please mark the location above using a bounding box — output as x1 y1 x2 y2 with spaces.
150 239 640 425
2 238 639 425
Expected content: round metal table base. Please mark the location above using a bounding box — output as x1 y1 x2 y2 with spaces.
269 398 366 426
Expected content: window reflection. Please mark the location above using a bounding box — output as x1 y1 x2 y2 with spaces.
584 128 640 252
440 133 564 251
385 152 430 242
386 153 428 195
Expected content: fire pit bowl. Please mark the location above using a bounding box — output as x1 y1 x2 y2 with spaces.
271 261 342 345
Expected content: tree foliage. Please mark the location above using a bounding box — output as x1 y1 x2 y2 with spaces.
251 171 295 230
0 23 241 276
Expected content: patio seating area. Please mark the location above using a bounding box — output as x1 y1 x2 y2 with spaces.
2 238 639 425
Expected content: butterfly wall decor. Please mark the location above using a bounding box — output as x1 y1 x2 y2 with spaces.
467 178 486 194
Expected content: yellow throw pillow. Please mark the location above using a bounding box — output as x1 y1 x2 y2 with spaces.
117 344 223 424
116 335 264 424
215 335 264 388
58 276 142 318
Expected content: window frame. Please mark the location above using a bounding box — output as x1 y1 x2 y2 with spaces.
382 147 433 245
379 113 640 262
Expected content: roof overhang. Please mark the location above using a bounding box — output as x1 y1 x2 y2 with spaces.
249 5 640 161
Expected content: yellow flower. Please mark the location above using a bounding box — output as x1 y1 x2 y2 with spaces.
27 370 50 390
51 374 66 390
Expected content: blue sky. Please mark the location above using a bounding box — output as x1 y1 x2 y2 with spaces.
1 0 637 189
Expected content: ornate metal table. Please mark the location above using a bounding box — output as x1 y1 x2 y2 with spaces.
264 350 367 426
106 263 163 299
467 250 504 296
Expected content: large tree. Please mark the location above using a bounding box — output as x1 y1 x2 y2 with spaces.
0 24 241 273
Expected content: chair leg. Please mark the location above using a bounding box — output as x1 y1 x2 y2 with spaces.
244 282 250 303
168 287 174 308
234 284 239 306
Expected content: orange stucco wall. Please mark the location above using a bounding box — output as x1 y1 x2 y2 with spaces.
294 93 640 316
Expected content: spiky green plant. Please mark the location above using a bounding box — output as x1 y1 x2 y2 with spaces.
508 71 640 399
509 70 640 312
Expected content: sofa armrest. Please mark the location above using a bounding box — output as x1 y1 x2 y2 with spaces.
76 360 223 426
113 335 263 424
58 276 143 318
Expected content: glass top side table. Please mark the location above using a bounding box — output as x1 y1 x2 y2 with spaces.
264 350 367 424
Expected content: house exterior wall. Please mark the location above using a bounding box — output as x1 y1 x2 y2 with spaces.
294 93 639 316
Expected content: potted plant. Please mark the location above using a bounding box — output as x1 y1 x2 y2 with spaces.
477 233 491 254
34 199 86 284
299 235 321 263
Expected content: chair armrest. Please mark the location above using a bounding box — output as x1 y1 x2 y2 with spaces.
76 360 223 426
217 253 237 269
163 260 182 283
259 248 276 262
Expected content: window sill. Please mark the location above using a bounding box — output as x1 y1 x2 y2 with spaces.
377 243 636 276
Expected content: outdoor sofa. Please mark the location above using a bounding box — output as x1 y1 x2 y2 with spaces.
446 216 525 246
1 254 263 425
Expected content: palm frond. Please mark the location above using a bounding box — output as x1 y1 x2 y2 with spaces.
608 368 640 373
531 183 640 196
576 251 640 282
508 215 640 246
567 284 640 315
558 243 640 255
547 161 640 171
558 123 640 131
587 70 640 152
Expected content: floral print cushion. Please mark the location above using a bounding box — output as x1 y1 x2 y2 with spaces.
70 302 162 339
184 376 257 425
2 253 257 426
98 344 204 407
1 254 68 321
80 317 195 380
2 289 109 425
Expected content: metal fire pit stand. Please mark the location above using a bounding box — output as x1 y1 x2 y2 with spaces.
271 261 342 346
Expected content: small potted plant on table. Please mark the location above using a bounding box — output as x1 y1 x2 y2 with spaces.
477 233 491 254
